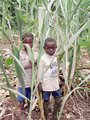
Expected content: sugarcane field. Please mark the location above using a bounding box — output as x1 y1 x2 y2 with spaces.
0 0 90 120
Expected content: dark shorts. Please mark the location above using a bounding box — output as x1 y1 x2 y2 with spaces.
42 89 62 101
18 87 31 102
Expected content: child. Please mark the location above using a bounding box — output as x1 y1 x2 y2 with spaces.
17 33 38 111
37 38 62 120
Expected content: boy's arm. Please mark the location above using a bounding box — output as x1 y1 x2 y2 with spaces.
21 50 38 69
24 50 38 68
23 61 32 69
20 51 32 69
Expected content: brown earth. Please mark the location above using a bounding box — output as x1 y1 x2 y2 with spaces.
61 92 90 120
0 91 90 120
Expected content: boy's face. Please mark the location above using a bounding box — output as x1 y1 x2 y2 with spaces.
44 41 57 56
24 37 33 48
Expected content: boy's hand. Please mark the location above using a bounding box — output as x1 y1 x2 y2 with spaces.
24 63 32 69
38 83 42 93
29 61 32 68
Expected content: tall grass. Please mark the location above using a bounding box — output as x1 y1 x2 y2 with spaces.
0 0 90 120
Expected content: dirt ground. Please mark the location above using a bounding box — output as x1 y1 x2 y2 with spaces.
0 92 90 120
61 92 90 120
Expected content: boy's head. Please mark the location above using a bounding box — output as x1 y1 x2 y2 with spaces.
22 33 33 48
44 37 57 56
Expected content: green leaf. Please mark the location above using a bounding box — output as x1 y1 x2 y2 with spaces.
15 9 23 40
12 47 25 95
5 57 13 66
78 40 90 46
0 54 16 101
67 20 90 48
4 87 30 102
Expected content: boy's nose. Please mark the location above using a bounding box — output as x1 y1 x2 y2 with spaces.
50 48 53 51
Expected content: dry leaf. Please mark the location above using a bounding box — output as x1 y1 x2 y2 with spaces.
0 107 5 118
66 113 70 118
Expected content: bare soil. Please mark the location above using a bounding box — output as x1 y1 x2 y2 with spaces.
61 92 90 120
0 92 90 120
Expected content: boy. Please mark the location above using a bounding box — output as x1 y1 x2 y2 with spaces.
18 33 38 111
37 38 62 120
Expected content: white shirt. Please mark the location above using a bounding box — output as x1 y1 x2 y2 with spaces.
37 53 59 91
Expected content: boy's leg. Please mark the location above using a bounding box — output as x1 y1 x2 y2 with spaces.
52 89 62 120
43 91 51 120
18 87 25 110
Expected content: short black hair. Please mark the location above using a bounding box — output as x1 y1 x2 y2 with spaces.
22 33 33 43
44 37 56 47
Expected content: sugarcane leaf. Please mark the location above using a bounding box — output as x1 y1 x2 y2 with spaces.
0 54 16 100
3 87 30 102
15 9 23 40
12 47 25 95
67 20 90 48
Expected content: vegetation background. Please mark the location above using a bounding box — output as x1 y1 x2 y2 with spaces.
0 0 90 120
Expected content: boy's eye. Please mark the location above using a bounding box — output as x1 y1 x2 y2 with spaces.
47 47 56 49
26 41 33 44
